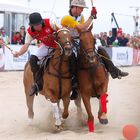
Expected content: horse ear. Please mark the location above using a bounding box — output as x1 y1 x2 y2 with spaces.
88 23 93 31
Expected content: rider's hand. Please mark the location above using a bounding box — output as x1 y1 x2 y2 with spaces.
91 7 97 19
13 51 20 57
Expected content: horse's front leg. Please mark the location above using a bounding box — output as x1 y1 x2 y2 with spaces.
81 93 94 132
50 101 63 130
98 93 108 124
62 96 70 120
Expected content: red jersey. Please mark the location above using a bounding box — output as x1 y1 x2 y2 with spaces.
27 19 57 48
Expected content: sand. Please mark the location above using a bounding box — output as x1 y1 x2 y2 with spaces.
0 66 140 140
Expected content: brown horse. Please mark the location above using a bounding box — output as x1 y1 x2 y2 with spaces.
77 26 109 132
23 28 73 130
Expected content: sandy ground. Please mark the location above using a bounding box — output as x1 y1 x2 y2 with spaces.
0 66 140 140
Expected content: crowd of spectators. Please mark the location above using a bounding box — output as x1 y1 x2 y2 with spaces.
11 26 26 45
94 30 140 49
1 26 140 49
0 26 26 47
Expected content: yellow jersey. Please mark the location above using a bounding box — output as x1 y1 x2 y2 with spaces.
61 14 85 38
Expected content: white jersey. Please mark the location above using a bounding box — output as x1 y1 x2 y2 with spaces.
68 14 83 38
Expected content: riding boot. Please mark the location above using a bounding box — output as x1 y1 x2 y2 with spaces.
29 55 43 96
98 47 129 79
69 52 78 100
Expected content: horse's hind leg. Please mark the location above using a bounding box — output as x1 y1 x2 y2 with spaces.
74 92 82 113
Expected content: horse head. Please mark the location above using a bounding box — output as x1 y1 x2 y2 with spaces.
77 24 96 64
55 28 72 57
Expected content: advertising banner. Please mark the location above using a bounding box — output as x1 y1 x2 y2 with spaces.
132 48 140 65
112 47 133 66
0 45 140 71
3 45 38 70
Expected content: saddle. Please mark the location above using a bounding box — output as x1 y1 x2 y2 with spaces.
37 50 54 72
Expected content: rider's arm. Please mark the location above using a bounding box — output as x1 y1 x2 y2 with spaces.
76 16 93 30
61 15 93 30
13 32 33 57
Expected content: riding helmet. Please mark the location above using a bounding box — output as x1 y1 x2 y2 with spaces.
29 12 43 26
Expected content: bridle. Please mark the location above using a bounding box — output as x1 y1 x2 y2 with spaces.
79 30 97 64
55 28 72 56
46 28 72 78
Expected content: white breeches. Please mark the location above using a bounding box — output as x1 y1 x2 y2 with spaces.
35 45 53 60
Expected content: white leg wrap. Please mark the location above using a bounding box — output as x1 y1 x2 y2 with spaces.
51 103 61 126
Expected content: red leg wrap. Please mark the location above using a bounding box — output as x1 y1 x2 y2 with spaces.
87 120 94 132
100 93 108 113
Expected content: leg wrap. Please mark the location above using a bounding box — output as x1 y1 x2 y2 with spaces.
51 103 61 126
87 120 94 132
100 93 108 113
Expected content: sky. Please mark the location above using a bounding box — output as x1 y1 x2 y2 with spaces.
0 0 140 35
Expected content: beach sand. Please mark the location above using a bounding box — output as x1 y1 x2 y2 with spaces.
0 66 140 140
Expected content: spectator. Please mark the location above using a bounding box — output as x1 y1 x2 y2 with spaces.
20 26 26 44
0 27 10 44
94 34 102 49
100 34 108 47
116 32 123 46
107 30 115 47
12 31 22 44
120 33 129 46
128 36 140 49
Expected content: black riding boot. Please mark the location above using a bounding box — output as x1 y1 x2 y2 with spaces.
69 53 78 100
29 55 43 96
98 47 129 79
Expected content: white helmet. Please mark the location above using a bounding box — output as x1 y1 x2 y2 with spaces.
71 0 88 8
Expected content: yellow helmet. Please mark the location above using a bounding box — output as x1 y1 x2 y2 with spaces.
71 0 88 8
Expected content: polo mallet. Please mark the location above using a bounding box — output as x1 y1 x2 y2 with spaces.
91 0 94 7
88 0 95 29
91 0 97 19
1 42 14 54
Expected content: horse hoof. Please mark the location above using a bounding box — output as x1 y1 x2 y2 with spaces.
55 125 63 131
99 118 108 124
61 118 66 124
27 119 34 126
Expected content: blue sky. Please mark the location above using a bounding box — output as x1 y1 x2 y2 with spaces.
1 0 140 35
